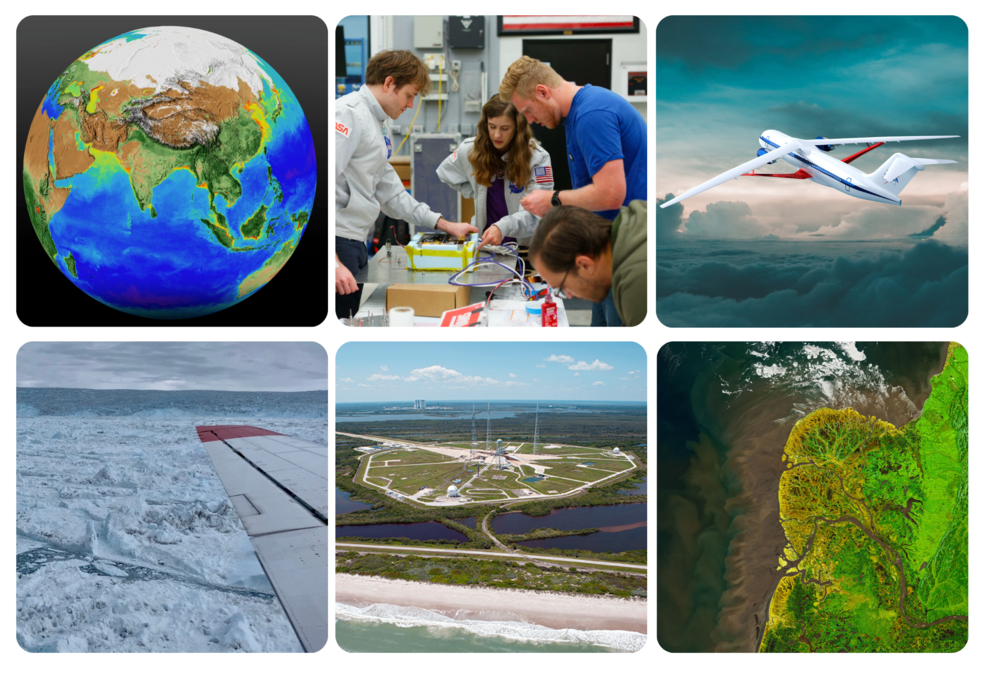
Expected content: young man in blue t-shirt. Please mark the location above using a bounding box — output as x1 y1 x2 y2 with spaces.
500 56 647 326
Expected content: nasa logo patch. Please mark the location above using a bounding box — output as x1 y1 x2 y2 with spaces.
335 122 350 137
383 131 392 159
509 181 524 194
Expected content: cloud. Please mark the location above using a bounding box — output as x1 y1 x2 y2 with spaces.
569 359 615 371
574 372 580 376
358 384 372 388
403 365 525 388
684 200 767 238
339 377 354 383
592 381 606 386
545 354 574 363
508 373 517 378
627 370 641 375
535 364 546 368
932 183 968 245
380 365 389 371
657 239 967 327
367 374 401 381
657 193 685 242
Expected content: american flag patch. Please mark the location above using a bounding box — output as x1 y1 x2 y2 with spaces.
534 166 552 184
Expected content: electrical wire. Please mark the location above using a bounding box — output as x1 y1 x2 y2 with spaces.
448 243 535 294
436 60 443 133
393 95 422 156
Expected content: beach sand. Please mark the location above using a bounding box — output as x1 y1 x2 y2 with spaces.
335 574 646 634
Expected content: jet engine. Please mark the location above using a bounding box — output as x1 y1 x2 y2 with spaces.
757 148 777 164
815 136 835 152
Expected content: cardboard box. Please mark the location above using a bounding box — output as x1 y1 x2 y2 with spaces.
389 156 411 181
386 283 471 318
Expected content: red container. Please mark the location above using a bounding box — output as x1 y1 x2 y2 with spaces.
541 300 558 327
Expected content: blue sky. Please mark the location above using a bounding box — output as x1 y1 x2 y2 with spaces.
656 16 968 242
336 342 647 403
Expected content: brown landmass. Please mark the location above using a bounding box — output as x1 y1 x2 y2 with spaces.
238 239 295 297
712 343 950 653
23 105 72 221
78 100 130 153
24 105 52 184
53 111 95 178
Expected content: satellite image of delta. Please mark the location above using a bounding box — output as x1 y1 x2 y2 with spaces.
23 26 316 319
658 342 968 652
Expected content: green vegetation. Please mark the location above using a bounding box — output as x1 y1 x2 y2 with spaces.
200 213 234 249
761 344 968 653
64 252 77 278
337 552 645 598
240 204 267 239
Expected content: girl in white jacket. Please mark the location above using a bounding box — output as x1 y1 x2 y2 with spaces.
436 95 554 247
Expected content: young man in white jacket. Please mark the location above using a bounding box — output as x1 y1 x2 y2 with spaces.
436 96 553 247
335 50 476 318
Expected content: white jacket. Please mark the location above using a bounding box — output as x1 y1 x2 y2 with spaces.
335 85 441 242
436 137 553 242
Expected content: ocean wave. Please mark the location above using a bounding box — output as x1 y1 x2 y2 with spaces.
335 602 646 652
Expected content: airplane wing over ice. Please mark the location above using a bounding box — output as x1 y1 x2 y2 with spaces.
197 425 328 652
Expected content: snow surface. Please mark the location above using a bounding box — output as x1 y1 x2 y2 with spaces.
84 27 274 97
17 413 326 652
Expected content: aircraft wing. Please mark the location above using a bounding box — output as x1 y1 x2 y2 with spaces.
197 425 328 652
660 141 802 208
808 135 959 147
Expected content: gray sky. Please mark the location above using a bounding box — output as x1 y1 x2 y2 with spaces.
18 342 327 391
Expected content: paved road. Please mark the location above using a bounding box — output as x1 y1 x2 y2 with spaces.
336 542 646 571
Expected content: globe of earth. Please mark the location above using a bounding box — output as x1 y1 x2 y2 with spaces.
23 26 316 319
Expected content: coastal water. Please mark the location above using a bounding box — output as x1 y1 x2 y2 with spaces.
492 504 646 552
656 342 948 652
618 476 648 496
335 606 640 653
336 521 469 543
336 401 640 424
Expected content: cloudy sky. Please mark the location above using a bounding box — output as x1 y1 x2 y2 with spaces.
656 16 968 242
336 342 646 403
18 343 328 391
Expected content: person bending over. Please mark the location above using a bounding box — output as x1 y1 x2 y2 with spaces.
335 50 476 318
499 56 647 326
528 201 647 328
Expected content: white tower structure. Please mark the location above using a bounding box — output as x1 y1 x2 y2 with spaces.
486 403 492 452
469 404 478 467
447 485 460 497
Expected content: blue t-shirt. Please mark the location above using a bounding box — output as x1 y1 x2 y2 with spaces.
563 84 647 220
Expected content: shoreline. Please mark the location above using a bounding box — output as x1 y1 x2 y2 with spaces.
335 574 646 635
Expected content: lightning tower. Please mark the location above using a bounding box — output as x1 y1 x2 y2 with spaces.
486 403 492 452
469 404 478 467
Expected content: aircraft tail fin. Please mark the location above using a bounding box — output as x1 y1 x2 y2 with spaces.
867 152 957 196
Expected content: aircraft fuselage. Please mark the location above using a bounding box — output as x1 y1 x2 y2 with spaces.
759 130 901 205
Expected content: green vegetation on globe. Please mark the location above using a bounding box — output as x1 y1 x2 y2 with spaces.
761 343 968 652
23 26 316 319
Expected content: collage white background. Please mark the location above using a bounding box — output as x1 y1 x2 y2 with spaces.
3 0 978 667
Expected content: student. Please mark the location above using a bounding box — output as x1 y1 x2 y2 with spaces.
528 201 647 328
500 56 647 326
335 50 476 319
436 95 553 248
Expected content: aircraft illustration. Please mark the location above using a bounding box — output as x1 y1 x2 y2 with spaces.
197 425 327 652
660 130 959 208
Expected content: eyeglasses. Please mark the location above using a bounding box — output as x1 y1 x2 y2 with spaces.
554 266 574 300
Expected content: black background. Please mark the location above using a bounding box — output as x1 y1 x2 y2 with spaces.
17 16 327 326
